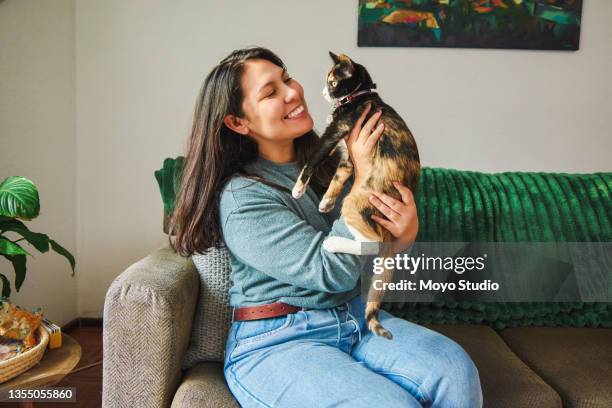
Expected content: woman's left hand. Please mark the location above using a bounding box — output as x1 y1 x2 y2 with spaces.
369 181 419 253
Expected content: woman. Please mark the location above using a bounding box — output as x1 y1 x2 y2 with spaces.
170 47 482 408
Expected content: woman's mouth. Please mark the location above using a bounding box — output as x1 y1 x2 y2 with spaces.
284 105 306 120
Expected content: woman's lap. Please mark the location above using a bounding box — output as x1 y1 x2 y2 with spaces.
226 340 420 407
224 296 482 408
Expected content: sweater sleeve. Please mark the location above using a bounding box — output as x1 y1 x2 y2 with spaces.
219 178 367 293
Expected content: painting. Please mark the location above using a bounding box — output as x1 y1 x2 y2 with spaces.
358 0 582 50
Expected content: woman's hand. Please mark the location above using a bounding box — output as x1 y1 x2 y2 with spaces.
344 103 385 191
369 181 419 253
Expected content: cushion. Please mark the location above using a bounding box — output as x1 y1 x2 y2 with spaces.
500 327 612 408
426 324 561 408
171 362 238 408
182 247 233 369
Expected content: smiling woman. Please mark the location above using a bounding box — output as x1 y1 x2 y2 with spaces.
168 46 482 407
222 59 314 163
169 47 340 256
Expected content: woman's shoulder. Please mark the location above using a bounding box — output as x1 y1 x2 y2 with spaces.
219 174 285 213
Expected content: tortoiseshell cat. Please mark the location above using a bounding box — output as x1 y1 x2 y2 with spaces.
292 52 420 340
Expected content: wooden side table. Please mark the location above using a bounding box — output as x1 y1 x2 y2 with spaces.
0 333 81 407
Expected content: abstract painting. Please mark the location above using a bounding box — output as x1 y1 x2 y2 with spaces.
358 0 582 50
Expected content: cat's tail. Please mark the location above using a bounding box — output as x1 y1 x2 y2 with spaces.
365 228 395 340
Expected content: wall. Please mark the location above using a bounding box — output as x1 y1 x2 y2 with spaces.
49 0 612 316
0 0 77 325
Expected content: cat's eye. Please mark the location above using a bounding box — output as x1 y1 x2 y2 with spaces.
331 80 338 87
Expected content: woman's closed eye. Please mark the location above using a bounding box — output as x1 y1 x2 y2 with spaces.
266 77 293 98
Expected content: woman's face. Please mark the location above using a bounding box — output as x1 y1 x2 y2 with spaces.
237 59 314 142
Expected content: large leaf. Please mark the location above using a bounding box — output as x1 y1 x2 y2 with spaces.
0 218 49 253
0 176 40 220
0 273 10 298
1 253 26 292
50 239 75 275
154 157 185 217
0 237 30 257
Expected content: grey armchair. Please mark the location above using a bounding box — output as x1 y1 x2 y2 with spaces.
102 245 238 407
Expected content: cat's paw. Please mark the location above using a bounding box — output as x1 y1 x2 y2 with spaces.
292 180 307 199
322 237 362 254
318 197 336 213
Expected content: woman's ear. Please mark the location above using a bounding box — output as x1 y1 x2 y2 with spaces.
223 114 249 135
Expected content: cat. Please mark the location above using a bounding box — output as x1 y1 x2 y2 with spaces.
292 52 421 339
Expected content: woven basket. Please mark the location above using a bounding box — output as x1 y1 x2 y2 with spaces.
0 327 49 384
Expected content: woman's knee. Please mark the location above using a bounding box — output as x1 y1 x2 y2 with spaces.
429 335 483 408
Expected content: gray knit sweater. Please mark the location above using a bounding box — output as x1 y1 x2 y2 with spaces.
219 155 366 308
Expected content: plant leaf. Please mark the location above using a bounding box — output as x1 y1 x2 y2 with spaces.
0 176 40 220
49 239 75 275
0 237 30 257
154 156 184 217
1 254 26 292
0 273 10 298
0 218 49 252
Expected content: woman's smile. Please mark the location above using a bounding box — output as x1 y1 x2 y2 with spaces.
284 104 306 120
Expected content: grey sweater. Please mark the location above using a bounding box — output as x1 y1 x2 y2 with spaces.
219 155 367 308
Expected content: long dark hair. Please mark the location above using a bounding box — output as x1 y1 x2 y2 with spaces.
169 47 339 256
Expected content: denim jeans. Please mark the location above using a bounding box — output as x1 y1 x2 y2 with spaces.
224 294 483 407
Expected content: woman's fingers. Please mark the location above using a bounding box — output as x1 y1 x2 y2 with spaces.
357 109 383 143
369 194 401 222
393 181 414 205
348 103 372 144
365 121 385 149
371 191 405 217
371 214 395 232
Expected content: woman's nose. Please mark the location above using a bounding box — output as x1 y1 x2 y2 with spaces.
284 85 300 103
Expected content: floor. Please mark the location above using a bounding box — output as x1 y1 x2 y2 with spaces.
4 325 103 408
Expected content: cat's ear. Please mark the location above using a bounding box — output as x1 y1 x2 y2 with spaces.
329 51 340 65
340 54 355 74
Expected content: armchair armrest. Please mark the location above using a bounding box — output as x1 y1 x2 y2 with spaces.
102 244 199 408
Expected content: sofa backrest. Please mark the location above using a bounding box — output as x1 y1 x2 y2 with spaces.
415 168 611 242
397 168 612 329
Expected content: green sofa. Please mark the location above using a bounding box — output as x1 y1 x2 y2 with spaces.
102 167 612 407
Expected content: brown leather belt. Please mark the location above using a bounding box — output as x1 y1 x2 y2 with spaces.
233 302 303 321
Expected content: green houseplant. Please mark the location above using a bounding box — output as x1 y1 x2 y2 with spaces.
0 176 75 299
154 156 184 234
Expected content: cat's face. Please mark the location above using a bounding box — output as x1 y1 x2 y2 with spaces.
322 52 359 102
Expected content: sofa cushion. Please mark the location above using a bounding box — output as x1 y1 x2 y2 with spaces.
499 327 612 408
182 247 233 368
171 362 238 408
427 324 561 408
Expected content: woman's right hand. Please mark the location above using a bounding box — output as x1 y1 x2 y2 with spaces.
344 103 385 191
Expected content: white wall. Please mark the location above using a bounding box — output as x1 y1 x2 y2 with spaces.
5 1 610 318
0 0 77 325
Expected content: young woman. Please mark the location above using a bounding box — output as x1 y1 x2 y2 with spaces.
170 47 483 408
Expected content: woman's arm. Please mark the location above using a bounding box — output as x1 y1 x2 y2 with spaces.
220 179 368 293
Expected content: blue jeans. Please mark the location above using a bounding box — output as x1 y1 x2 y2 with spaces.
224 294 483 407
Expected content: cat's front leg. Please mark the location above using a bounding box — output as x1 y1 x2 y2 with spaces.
292 122 349 199
319 140 354 213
